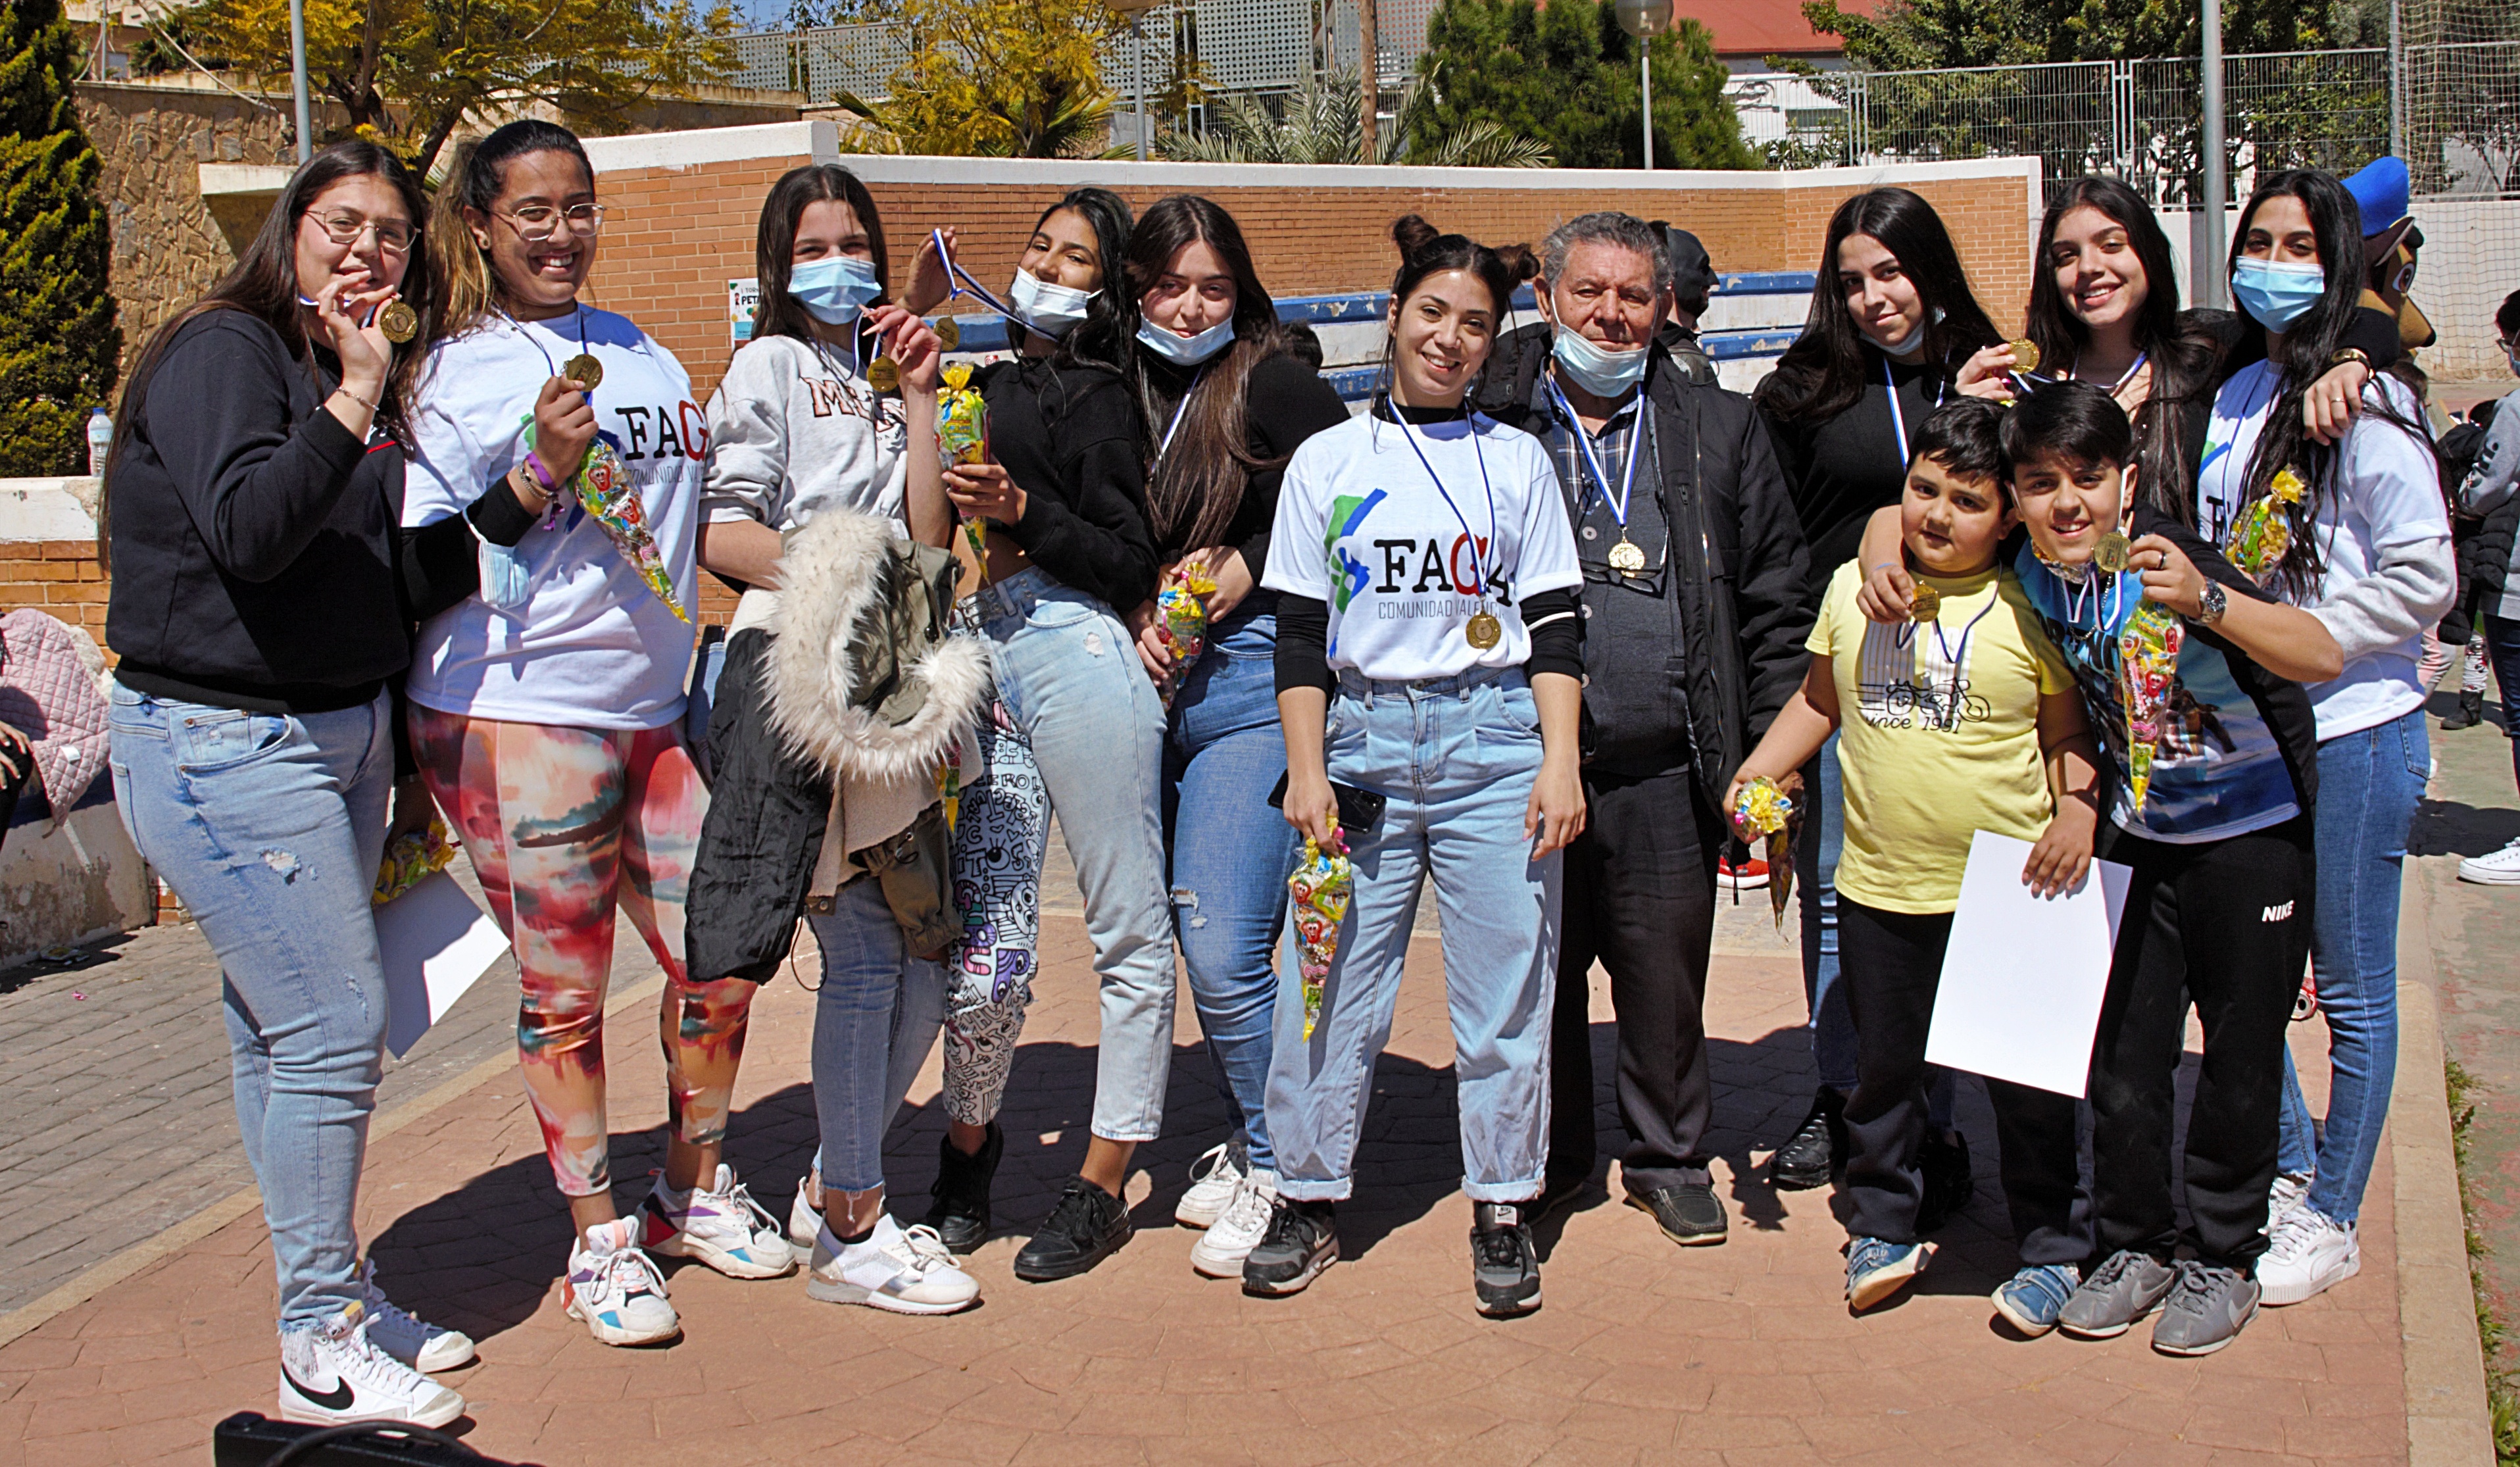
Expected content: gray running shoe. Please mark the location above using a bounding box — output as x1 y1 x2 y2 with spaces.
2150 1260 2261 1356
2057 1249 2177 1339
1471 1202 1542 1316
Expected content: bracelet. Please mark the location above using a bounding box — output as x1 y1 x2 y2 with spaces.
333 385 380 412
2327 347 2372 371
520 451 559 494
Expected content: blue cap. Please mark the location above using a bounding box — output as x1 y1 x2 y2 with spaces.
2342 156 2410 237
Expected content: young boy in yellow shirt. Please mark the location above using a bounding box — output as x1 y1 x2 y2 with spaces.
1729 397 2101 1318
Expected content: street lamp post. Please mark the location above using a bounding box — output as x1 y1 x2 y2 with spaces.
1109 0 1167 160
2200 0 2226 307
1614 0 1673 171
288 0 311 162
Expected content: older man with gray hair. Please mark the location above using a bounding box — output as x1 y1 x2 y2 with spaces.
1475 210 1811 1249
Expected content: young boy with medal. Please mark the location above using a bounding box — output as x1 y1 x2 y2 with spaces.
1858 379 2340 1355
1729 396 2103 1324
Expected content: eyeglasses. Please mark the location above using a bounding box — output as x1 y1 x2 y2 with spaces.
497 203 608 242
310 212 418 253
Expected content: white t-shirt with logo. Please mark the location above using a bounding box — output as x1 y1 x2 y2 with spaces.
403 309 703 730
2196 361 2448 740
1262 410 1583 682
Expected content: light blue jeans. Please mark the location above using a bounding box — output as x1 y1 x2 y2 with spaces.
1164 603 1298 1174
2277 707 2428 1225
1267 667 1564 1204
806 879 949 1194
107 682 393 1328
972 568 1177 1143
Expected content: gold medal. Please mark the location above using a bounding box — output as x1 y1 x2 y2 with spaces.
1608 537 1647 574
2094 530 2131 574
2007 337 2041 374
1466 610 1502 650
933 317 960 352
378 300 418 344
562 353 603 391
867 356 900 393
1909 584 1941 623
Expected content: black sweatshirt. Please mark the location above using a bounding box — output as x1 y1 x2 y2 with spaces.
1760 345 1951 610
106 309 521 714
1140 351 1351 583
977 356 1161 610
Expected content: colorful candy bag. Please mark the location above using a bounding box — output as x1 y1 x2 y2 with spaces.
2224 465 2307 580
2118 596 2186 812
938 362 992 575
1287 826 1355 1040
372 815 458 906
1728 775 1798 930
522 418 689 622
1154 564 1218 703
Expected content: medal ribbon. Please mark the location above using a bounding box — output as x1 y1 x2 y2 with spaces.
1387 399 1501 599
1544 376 1643 536
1881 355 1947 472
929 229 1027 331
1156 367 1208 465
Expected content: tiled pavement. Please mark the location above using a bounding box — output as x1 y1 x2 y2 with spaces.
2 869 2413 1464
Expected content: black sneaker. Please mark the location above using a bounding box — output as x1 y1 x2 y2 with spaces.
1242 1197 1338 1296
1772 1087 1845 1191
1012 1176 1131 1282
1915 1129 1973 1233
921 1122 1002 1255
1470 1202 1542 1316
1625 1181 1728 1246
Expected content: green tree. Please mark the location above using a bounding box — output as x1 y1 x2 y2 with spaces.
837 0 1120 156
1408 0 1754 170
1799 0 2330 68
161 0 737 176
1160 68 1553 166
0 0 119 476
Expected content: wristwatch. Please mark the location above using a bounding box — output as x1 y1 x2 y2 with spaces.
2196 580 2228 627
2327 347 2373 372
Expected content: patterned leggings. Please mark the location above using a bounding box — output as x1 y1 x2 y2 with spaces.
410 708 756 1197
940 699 1046 1126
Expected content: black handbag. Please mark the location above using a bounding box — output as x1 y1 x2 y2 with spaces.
212 1412 541 1466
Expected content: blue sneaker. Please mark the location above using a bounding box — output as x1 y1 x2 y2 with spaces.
1992 1262 2081 1336
1845 1235 1933 1312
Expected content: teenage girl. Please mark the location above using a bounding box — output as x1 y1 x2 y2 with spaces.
407 120 788 1347
1120 194 1350 1279
105 140 473 1430
1752 187 2002 1213
1248 216 1585 1318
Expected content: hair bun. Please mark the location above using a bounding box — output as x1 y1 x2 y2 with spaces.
1391 214 1443 262
1493 242 1541 284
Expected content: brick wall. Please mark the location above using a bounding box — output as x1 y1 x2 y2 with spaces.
0 543 111 645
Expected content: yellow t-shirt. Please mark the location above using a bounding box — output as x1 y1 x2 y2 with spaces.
1809 559 2073 914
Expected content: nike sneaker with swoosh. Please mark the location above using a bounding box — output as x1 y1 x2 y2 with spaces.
278 1303 465 1428
356 1259 474 1373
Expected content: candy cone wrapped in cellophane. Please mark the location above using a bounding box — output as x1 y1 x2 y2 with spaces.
2118 596 2186 813
1728 774 1798 930
2224 465 2308 580
1154 563 1218 705
523 418 689 622
1287 826 1355 1041
939 362 993 581
373 815 458 906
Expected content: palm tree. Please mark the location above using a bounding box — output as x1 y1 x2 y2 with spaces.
1159 66 1552 166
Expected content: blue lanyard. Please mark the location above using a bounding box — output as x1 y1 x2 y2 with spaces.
1157 368 1206 464
1544 377 1643 532
1896 583 2002 730
1387 400 1500 595
930 229 1025 330
1882 356 1945 471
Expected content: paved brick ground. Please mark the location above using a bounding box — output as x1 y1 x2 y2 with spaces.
0 848 2410 1465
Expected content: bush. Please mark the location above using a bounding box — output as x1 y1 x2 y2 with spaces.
0 0 120 475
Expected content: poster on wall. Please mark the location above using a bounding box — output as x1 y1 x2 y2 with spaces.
729 278 759 346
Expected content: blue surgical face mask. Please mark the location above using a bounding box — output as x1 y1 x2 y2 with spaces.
1550 326 1648 397
1137 314 1235 366
1009 268 1097 339
2231 258 2327 332
787 254 882 325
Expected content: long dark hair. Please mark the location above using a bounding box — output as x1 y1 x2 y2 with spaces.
103 140 432 568
2227 168 2433 601
1014 187 1134 374
1380 213 1540 401
2026 176 2218 520
750 163 891 349
428 119 594 343
1125 195 1289 551
1754 187 2000 425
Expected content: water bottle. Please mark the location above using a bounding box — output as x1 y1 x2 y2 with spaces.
85 407 111 476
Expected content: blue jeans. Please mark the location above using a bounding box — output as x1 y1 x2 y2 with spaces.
2277 706 2428 1223
107 683 393 1328
972 568 1177 1143
1266 668 1564 1204
2487 613 2520 791
806 880 949 1194
1164 604 1297 1174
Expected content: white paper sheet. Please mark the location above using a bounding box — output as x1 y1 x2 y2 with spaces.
376 870 510 1058
1923 830 2133 1099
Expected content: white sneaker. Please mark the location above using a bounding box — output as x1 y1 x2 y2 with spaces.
638 1164 797 1280
805 1215 981 1315
2264 1172 2313 1235
1191 1166 1278 1278
2461 839 2520 885
566 1219 681 1346
789 1170 822 1251
1175 1141 1247 1228
355 1260 475 1373
2258 1208 2360 1306
278 1303 466 1428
